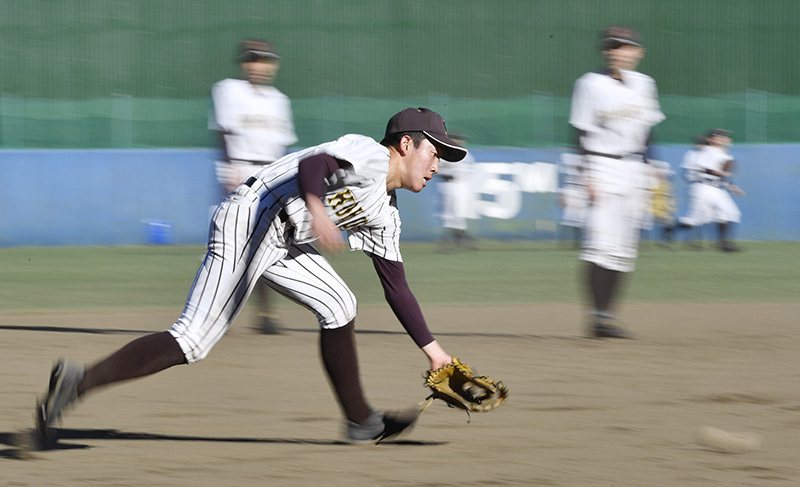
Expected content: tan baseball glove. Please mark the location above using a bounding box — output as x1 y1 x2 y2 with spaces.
422 358 508 413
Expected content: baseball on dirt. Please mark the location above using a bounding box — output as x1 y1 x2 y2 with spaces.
695 425 762 454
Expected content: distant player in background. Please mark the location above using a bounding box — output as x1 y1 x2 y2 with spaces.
557 153 590 249
435 131 477 253
209 39 298 334
669 129 745 252
670 135 710 248
569 25 665 339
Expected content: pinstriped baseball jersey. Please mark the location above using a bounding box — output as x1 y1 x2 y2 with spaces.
570 69 664 156
252 133 404 261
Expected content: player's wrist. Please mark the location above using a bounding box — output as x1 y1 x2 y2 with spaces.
422 341 451 370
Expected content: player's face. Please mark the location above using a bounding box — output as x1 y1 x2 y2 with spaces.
403 137 441 192
709 135 732 147
243 59 280 85
604 44 645 72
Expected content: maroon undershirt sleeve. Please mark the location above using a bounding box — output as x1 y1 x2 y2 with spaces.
370 254 435 348
298 153 342 201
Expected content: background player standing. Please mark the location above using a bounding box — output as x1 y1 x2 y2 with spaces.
209 38 298 334
669 134 711 248
435 131 477 253
36 107 467 445
568 25 665 338
671 129 745 252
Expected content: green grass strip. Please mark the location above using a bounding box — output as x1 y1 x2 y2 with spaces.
0 241 797 313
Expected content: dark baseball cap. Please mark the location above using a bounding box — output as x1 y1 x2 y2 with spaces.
239 39 280 63
382 107 468 162
601 25 643 49
707 128 732 138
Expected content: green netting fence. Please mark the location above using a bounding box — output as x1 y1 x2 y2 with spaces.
2 0 799 148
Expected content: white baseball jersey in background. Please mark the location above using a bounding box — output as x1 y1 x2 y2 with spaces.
436 152 475 231
570 69 664 157
679 144 741 226
210 79 297 162
209 79 298 189
680 146 704 183
569 68 665 272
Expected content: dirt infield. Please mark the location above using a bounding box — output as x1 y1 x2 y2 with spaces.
2 302 798 486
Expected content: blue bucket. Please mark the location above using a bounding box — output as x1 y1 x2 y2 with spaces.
145 220 173 245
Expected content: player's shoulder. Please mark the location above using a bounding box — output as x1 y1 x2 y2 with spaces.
622 69 658 88
573 70 618 94
574 70 606 85
213 78 247 89
325 134 389 164
333 133 382 149
256 85 291 100
212 78 248 94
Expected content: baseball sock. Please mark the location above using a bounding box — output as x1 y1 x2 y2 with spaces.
588 262 620 316
78 331 186 396
319 321 371 424
718 222 728 244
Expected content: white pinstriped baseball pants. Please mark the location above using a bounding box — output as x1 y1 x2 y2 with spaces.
169 184 357 363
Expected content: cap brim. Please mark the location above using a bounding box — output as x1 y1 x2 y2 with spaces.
603 37 643 47
241 50 281 62
423 131 468 162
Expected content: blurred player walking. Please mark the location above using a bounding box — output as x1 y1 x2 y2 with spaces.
569 26 665 338
435 131 477 252
209 39 298 334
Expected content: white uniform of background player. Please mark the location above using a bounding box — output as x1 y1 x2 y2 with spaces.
209 39 298 333
435 132 476 251
209 39 297 193
569 26 664 338
677 129 744 251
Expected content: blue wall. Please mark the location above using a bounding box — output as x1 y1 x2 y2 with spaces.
2 145 797 246
1 150 221 246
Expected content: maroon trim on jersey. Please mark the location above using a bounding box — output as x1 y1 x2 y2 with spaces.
298 153 343 200
370 254 435 348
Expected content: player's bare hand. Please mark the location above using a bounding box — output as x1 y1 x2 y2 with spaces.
586 184 597 204
313 218 345 254
306 196 345 254
729 185 746 197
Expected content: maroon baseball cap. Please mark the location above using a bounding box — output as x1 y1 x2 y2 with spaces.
601 25 643 49
382 107 468 162
239 39 281 63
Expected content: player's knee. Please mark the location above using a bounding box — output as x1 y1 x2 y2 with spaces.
168 321 224 364
318 295 358 330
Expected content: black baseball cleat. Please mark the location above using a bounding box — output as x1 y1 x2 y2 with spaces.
590 323 635 339
346 408 419 444
35 359 85 445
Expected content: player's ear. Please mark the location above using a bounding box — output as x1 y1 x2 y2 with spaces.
397 134 412 156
